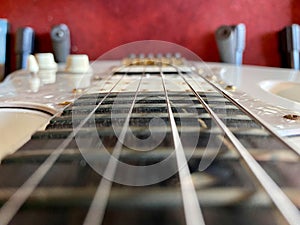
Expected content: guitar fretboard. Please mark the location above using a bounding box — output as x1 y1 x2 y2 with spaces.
0 56 299 225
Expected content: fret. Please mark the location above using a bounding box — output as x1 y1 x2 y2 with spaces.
4 145 298 165
46 114 257 131
30 126 270 141
6 141 297 177
73 96 233 106
63 104 242 116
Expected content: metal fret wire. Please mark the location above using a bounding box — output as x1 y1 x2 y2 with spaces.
172 63 300 225
0 67 127 225
159 67 206 225
82 71 144 225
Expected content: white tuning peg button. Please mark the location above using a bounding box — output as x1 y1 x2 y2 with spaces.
64 54 93 89
35 53 57 70
35 53 57 84
65 54 90 73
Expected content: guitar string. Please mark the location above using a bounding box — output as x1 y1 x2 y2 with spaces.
82 70 145 225
172 63 300 225
159 66 206 225
189 62 300 157
0 66 128 225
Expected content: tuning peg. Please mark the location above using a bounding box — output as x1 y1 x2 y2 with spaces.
215 23 246 65
15 27 35 70
279 24 300 70
51 24 71 63
0 19 9 79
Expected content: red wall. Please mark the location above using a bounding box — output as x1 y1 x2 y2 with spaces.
0 0 299 70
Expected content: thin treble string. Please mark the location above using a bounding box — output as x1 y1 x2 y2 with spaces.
82 70 145 225
158 65 206 225
172 63 300 225
0 65 128 225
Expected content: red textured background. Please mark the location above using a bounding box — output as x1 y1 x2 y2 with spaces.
1 0 300 71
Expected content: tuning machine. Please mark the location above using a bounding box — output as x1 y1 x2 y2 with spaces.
215 23 246 65
51 24 71 63
15 27 35 70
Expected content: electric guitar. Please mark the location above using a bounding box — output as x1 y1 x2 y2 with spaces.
0 42 299 225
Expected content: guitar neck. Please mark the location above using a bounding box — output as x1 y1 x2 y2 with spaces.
0 54 299 225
